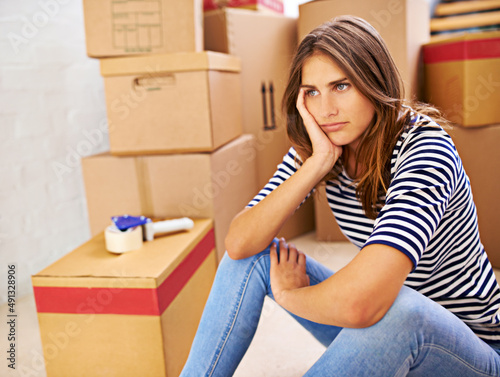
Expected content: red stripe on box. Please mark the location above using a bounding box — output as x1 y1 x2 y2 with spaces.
424 38 500 64
203 0 217 11
33 229 215 316
157 229 215 313
33 285 161 315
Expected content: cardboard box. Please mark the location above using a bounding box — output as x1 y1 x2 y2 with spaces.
314 184 348 242
204 9 316 240
446 124 500 268
82 135 258 260
100 51 243 155
82 0 203 58
32 218 216 377
298 0 430 100
203 0 283 14
423 31 500 127
204 9 295 183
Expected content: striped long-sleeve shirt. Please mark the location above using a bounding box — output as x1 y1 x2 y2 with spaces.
247 114 500 341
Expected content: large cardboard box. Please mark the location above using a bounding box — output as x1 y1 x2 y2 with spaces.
100 51 243 155
32 218 216 377
82 0 203 58
423 31 500 127
204 9 316 240
298 0 430 100
204 9 295 184
203 0 284 14
447 124 500 268
82 135 258 260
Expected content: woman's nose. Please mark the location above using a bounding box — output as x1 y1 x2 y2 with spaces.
320 94 338 118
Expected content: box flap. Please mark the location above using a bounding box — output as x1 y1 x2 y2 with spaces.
32 219 214 287
100 51 241 77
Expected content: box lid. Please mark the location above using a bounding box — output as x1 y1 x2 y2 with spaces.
424 30 500 64
100 51 241 77
32 218 214 288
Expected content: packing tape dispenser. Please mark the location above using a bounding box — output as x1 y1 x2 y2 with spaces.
104 215 194 254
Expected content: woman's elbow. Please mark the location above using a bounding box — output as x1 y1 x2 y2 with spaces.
224 209 252 260
344 301 387 329
224 234 247 260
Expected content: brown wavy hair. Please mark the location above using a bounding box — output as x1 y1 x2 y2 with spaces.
283 16 442 219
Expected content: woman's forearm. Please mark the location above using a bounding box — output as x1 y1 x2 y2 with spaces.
225 155 331 259
273 244 413 328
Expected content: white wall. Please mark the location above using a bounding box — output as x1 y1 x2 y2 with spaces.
284 0 310 18
0 1 306 305
0 0 108 304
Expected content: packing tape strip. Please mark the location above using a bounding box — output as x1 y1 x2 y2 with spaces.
104 225 143 254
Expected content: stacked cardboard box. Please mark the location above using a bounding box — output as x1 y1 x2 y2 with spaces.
423 30 500 127
82 0 204 58
297 0 431 242
423 29 500 268
100 51 243 155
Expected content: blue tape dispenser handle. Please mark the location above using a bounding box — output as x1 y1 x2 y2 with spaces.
112 215 151 231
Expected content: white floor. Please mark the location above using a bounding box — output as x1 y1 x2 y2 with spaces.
2 232 499 376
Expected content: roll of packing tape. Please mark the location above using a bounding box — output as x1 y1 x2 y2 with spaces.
104 225 143 254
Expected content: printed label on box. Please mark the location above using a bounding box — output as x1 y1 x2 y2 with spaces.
112 0 163 52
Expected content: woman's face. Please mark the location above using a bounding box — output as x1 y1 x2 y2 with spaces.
300 52 375 153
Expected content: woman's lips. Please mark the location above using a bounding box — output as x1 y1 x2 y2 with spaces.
320 122 347 132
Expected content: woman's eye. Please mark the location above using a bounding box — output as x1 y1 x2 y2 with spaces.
306 89 319 97
336 83 349 92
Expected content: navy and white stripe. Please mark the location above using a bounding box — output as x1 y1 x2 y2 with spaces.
247 114 500 341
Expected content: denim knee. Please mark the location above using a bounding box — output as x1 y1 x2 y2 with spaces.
381 287 438 330
372 285 464 348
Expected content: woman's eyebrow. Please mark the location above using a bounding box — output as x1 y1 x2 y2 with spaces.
328 77 348 86
300 77 348 89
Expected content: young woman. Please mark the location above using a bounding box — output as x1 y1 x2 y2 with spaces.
181 16 500 376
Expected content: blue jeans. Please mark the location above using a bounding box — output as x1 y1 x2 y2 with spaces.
181 241 500 376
